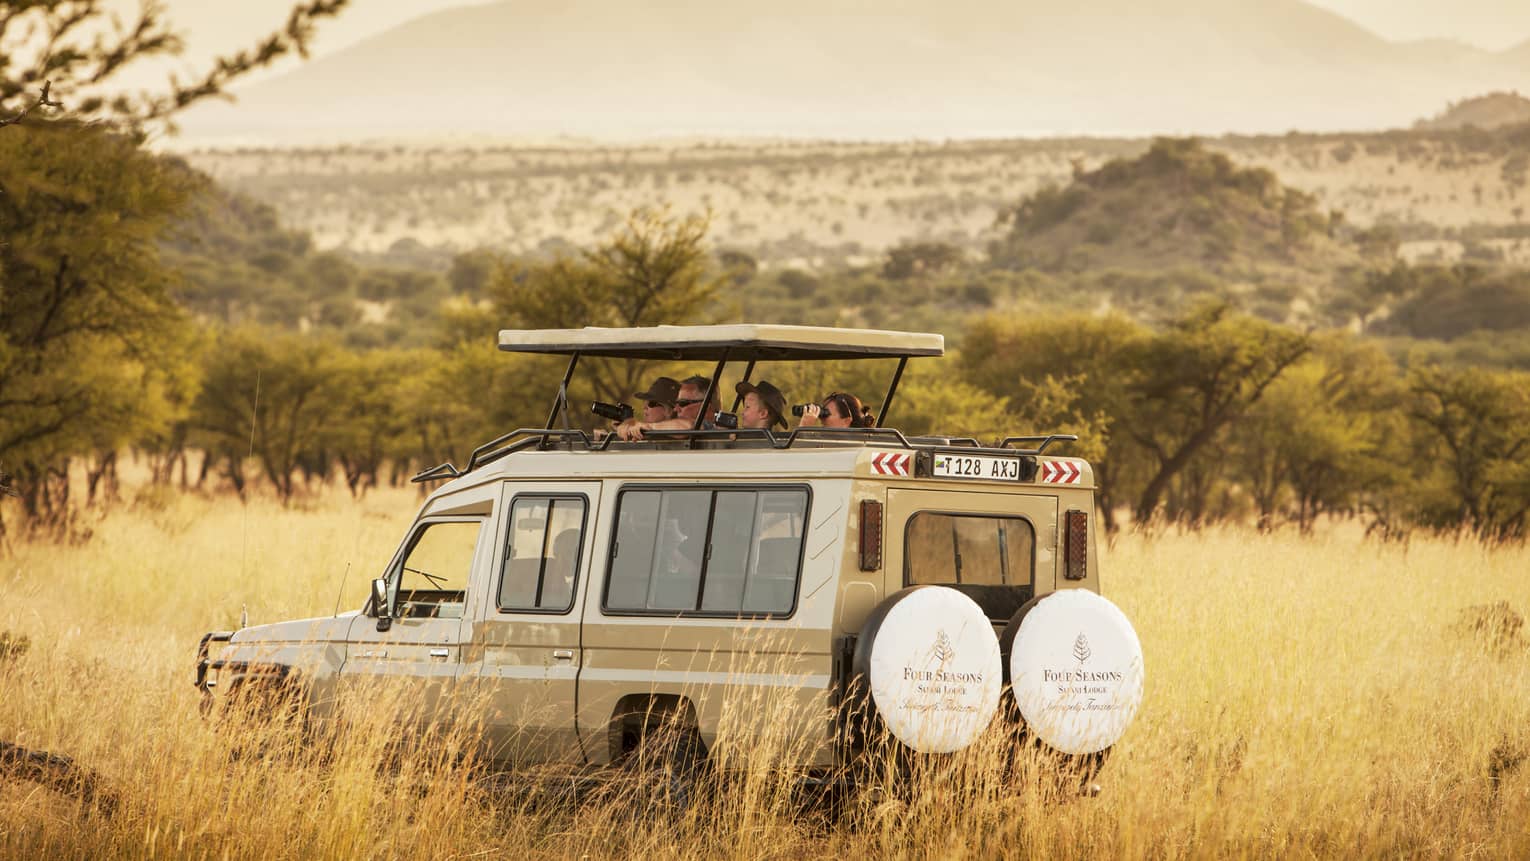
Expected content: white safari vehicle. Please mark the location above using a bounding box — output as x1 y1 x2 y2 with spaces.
196 325 1145 785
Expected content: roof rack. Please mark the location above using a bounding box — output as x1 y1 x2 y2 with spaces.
410 427 1079 483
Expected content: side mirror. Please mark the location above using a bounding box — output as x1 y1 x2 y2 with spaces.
372 578 393 632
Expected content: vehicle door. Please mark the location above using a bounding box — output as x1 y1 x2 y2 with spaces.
460 481 601 766
342 494 495 722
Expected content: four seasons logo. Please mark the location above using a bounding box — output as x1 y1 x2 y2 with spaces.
933 630 955 663
1073 633 1092 664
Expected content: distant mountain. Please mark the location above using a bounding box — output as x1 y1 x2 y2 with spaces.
1416 91 1530 130
178 0 1530 140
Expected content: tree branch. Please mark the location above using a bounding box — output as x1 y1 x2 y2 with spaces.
0 79 60 128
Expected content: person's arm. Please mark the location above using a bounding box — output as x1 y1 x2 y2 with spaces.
616 416 692 440
797 403 823 428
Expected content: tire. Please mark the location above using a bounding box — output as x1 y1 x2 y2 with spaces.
847 585 1004 758
627 719 706 812
998 589 1145 768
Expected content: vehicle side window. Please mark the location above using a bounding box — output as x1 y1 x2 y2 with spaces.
396 520 482 619
499 496 587 613
605 487 808 616
905 512 1034 587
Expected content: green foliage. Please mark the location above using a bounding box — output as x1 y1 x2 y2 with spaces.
190 328 343 501
488 208 723 403
988 138 1365 311
0 121 196 527
1230 337 1407 532
1380 265 1530 341
1125 303 1312 522
1406 366 1530 541
882 241 965 280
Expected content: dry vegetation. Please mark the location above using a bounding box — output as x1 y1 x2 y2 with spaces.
3 481 1530 858
178 134 1530 267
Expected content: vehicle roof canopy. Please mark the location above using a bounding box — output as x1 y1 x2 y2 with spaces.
497 324 945 361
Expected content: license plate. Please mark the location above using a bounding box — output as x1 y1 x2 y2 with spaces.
930 453 1022 481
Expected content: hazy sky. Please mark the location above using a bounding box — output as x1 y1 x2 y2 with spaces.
111 0 1530 92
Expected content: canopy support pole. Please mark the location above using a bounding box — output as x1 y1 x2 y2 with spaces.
729 360 756 412
877 357 908 428
700 350 734 437
546 352 580 430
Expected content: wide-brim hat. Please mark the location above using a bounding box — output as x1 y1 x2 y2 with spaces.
735 380 788 429
635 376 681 407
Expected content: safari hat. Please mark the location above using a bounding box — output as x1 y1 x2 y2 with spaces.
734 379 789 429
634 376 681 407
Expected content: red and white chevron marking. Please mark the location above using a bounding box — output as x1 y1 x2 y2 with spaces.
1038 459 1082 484
870 452 912 476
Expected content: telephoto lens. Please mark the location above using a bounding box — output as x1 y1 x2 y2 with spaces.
712 411 739 430
590 401 635 422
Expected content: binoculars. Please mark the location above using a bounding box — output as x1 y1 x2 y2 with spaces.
790 403 816 417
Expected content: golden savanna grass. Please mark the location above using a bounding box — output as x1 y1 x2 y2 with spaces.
2 483 1529 859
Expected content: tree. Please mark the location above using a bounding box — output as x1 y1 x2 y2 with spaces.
1406 366 1530 541
960 312 1143 530
1 0 348 131
190 328 341 503
322 349 415 497
488 208 723 406
1126 304 1310 523
882 241 964 280
1229 336 1405 532
0 122 195 533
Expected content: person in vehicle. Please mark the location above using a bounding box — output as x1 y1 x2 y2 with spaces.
616 375 718 440
634 376 680 424
735 380 789 431
797 391 875 429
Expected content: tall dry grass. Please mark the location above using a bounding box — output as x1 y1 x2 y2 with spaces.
2 484 1529 859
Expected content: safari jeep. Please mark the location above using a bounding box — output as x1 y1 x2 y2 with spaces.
195 324 1145 784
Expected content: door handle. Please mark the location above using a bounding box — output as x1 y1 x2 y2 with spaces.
362 650 388 658
552 649 574 661
429 648 450 659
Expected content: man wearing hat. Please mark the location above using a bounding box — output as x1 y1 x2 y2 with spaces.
735 380 789 431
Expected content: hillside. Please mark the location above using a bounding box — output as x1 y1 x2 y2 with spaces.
988 138 1366 283
1416 92 1530 130
181 124 1530 270
176 0 1530 140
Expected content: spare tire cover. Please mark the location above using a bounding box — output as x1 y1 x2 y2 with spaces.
1007 589 1145 755
855 586 1003 754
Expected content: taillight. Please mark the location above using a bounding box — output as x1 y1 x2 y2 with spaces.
859 500 883 571
1064 510 1088 580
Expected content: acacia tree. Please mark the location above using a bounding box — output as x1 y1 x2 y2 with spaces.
1125 303 1310 524
1407 367 1530 542
0 0 348 536
959 312 1143 530
190 328 341 503
488 208 724 406
1229 337 1405 532
0 0 347 131
0 122 195 534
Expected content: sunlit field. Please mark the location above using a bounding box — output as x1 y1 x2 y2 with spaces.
3 482 1529 859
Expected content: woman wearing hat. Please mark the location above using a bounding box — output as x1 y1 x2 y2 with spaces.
735 380 789 431
634 376 681 424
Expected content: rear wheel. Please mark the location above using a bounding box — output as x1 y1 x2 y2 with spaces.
998 589 1145 790
616 707 707 812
